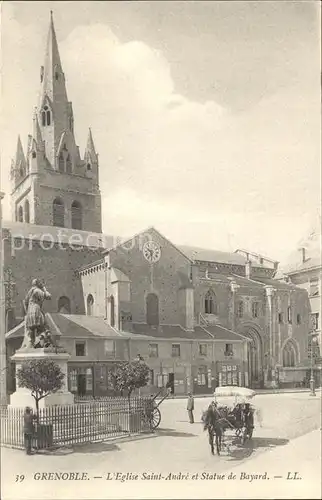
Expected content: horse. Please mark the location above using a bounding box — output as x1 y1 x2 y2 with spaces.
202 403 228 455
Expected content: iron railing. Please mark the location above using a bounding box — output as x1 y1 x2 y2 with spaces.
0 397 151 450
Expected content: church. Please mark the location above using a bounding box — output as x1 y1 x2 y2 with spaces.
3 14 314 397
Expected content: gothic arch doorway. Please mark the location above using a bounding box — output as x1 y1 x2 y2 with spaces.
241 325 263 388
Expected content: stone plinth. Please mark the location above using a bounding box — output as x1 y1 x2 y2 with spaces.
10 348 74 408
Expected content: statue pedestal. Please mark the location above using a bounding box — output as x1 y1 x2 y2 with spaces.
10 348 74 408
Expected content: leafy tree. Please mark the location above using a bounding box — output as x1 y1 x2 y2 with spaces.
113 360 150 408
17 359 65 419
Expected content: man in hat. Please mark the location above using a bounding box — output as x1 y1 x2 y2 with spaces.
187 392 195 423
23 407 36 454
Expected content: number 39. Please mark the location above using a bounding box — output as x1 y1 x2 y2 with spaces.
15 475 25 482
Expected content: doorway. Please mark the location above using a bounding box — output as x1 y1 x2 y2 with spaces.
77 374 86 395
167 373 175 394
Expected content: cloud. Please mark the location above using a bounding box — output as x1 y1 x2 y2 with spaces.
1 9 320 263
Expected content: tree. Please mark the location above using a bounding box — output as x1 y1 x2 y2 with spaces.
17 358 65 419
112 360 150 408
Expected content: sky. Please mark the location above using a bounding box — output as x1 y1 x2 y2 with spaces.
1 1 321 263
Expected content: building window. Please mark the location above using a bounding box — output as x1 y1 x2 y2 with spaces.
237 300 244 318
310 313 319 331
204 290 217 314
282 341 296 367
146 293 159 326
52 197 64 227
18 206 23 222
287 306 292 324
24 199 30 222
172 344 180 357
104 340 115 356
58 296 71 314
148 343 159 358
278 312 284 324
75 342 86 357
66 154 72 174
71 200 82 230
199 343 207 356
87 294 94 316
58 153 64 172
87 163 91 171
296 313 301 325
309 278 319 297
252 302 260 318
110 295 115 327
32 151 36 159
148 370 154 386
224 343 234 357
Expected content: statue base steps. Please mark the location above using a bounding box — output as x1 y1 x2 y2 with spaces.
9 348 74 409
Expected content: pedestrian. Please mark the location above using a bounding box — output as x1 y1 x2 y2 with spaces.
187 392 194 423
23 406 36 455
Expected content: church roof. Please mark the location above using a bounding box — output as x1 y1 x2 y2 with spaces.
178 245 246 265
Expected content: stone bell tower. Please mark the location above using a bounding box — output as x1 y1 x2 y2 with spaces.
10 11 102 233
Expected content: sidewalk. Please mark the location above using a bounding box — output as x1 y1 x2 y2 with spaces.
162 388 322 399
226 428 322 499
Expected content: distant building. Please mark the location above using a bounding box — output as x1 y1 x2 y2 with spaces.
281 214 321 381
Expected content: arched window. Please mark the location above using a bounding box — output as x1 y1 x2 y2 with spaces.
204 290 217 314
71 200 82 230
110 295 115 327
146 293 159 326
87 163 92 171
58 296 71 314
66 154 72 174
87 294 94 316
19 163 25 178
58 153 64 172
24 200 30 223
32 151 37 159
41 105 51 126
18 206 23 222
53 197 64 227
282 341 297 367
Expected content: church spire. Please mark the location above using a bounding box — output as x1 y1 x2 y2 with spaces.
32 110 43 147
85 128 98 161
11 136 27 184
39 10 68 106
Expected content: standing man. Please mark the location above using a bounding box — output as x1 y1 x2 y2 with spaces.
23 407 36 455
187 392 194 423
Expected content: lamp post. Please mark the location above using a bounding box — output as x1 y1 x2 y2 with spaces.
309 333 318 397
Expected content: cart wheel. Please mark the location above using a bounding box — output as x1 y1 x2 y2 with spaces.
150 408 161 429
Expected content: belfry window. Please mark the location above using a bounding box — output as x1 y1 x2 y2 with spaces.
66 154 72 174
58 153 64 172
41 105 51 127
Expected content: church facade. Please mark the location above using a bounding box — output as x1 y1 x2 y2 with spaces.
3 14 314 397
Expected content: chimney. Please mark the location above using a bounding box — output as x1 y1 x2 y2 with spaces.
245 260 251 279
300 247 306 263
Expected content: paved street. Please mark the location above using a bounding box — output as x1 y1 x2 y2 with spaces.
1 392 321 500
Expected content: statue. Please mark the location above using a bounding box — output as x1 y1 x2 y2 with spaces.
22 279 52 348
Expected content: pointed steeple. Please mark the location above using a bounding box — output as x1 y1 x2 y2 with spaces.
32 111 43 147
15 136 27 169
85 128 98 161
39 10 68 106
11 136 27 184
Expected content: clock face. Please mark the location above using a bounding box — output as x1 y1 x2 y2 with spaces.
143 241 161 263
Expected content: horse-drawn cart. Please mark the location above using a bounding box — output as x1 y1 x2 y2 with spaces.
203 386 256 455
